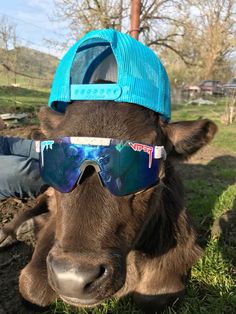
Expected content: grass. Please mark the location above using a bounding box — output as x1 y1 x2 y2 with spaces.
47 298 142 314
168 99 236 314
213 124 236 154
1 87 236 313
0 86 49 114
172 99 236 154
176 240 236 314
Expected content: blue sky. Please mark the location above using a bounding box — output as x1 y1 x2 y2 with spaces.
0 0 69 57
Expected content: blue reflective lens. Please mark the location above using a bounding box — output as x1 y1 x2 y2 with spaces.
40 138 164 196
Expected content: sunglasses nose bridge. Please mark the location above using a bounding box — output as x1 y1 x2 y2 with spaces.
79 160 101 173
77 160 103 187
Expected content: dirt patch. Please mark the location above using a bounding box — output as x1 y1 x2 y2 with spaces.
0 125 39 139
181 144 236 166
0 198 50 314
0 127 235 314
175 144 236 188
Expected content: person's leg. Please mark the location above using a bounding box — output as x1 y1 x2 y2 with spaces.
0 136 38 158
0 156 46 200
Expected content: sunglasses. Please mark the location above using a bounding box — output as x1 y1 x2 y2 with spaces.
39 137 166 196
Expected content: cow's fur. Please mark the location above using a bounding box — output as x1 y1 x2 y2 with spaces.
1 100 217 313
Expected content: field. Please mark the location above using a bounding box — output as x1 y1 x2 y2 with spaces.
0 88 235 314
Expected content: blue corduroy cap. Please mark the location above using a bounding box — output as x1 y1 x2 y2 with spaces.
49 29 171 120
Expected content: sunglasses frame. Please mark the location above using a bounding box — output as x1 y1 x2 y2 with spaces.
40 137 167 195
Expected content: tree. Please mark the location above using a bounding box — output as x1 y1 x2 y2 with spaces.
174 0 236 81
52 0 236 84
0 16 17 84
53 0 127 40
53 0 184 50
0 16 16 51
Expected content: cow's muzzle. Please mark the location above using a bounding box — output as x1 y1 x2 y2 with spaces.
46 247 125 306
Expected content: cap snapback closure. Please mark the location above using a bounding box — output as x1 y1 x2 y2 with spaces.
71 84 122 100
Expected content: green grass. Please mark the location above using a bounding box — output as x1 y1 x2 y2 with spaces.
212 123 236 154
170 100 236 313
176 240 236 314
46 298 142 314
1 87 236 313
172 100 236 154
0 86 49 115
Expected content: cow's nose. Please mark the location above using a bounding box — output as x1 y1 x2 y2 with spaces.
47 256 107 300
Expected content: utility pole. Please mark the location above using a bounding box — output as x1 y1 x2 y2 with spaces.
130 0 141 40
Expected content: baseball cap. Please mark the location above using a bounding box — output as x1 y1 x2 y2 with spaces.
49 29 171 120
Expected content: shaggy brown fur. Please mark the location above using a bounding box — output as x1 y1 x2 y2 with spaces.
0 100 217 313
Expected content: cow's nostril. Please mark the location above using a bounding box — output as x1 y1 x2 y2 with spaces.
84 265 106 291
97 265 106 278
76 264 106 288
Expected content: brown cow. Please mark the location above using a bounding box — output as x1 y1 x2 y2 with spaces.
0 99 217 313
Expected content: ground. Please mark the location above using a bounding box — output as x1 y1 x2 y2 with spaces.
0 127 236 314
0 126 48 314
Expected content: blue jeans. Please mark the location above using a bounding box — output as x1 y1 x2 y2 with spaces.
0 137 46 200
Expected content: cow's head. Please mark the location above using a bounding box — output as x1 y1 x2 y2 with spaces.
38 101 217 307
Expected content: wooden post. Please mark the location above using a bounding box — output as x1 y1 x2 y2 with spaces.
130 0 141 40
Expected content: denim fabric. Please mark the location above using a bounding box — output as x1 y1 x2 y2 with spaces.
0 137 45 200
0 137 39 158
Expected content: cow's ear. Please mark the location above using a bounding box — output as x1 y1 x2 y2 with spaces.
161 119 217 160
38 107 65 137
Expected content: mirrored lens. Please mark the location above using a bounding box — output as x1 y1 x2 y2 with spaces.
99 142 159 196
40 141 83 192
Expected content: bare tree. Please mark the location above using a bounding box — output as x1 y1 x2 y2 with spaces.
52 0 236 84
139 1 185 55
0 16 17 84
0 16 16 50
53 0 127 40
52 0 184 50
178 0 236 79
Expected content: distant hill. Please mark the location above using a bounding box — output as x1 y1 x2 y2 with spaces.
0 46 59 89
8 47 59 77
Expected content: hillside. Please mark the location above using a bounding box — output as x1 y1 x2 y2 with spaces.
9 47 59 77
0 47 59 89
